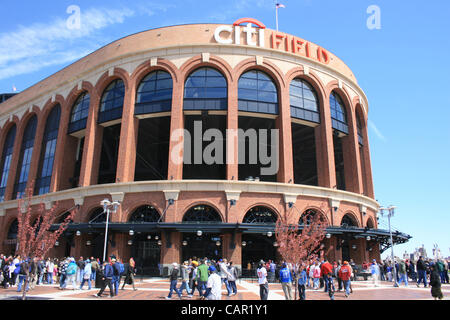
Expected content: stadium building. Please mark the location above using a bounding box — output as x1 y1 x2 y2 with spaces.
0 18 410 275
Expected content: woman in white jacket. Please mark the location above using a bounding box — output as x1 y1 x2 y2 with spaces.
79 260 92 290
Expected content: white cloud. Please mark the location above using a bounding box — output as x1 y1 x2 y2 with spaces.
368 120 386 141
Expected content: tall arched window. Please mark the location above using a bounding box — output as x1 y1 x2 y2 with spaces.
136 70 173 115
89 207 107 223
35 105 61 195
68 92 90 133
184 67 227 110
0 125 16 201
238 70 278 115
356 112 364 146
13 115 37 199
129 205 161 223
98 79 125 124
243 206 278 224
182 205 222 222
330 91 348 134
290 78 319 123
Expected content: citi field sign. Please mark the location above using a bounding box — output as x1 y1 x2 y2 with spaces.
214 18 330 64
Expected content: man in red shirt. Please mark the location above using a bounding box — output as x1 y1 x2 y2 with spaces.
320 259 333 293
338 261 353 297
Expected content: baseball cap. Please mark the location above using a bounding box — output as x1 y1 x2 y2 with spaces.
208 265 216 272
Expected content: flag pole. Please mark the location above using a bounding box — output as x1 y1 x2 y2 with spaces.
276 6 279 31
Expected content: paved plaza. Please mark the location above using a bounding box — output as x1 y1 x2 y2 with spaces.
0 278 448 300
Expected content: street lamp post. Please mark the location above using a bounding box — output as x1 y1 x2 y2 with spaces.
380 205 398 287
100 199 120 263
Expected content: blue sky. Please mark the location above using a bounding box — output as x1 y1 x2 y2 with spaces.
1 0 449 259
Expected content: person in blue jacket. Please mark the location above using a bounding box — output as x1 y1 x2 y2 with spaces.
297 266 308 300
94 261 114 298
279 263 293 300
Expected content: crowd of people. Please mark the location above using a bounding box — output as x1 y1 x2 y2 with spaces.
1 252 447 300
0 253 138 298
165 257 239 300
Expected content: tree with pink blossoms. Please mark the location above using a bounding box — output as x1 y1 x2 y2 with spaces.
15 185 79 300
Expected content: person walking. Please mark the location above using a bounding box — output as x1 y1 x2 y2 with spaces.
320 259 333 293
339 261 352 298
58 258 68 290
226 261 238 297
178 261 191 297
202 265 222 300
166 262 182 300
257 261 269 300
429 264 443 300
335 260 343 291
80 259 92 290
65 258 77 290
218 259 232 296
90 257 99 287
94 261 114 298
196 259 209 298
110 258 121 296
369 259 380 287
279 263 293 300
312 261 321 290
17 258 29 293
189 260 199 296
416 256 428 287
28 257 38 290
297 265 307 300
398 259 408 287
121 258 137 291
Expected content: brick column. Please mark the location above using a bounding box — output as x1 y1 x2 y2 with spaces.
79 91 102 186
361 126 375 198
116 80 138 183
342 109 363 194
167 79 184 180
276 83 294 183
161 231 181 268
51 104 73 192
315 95 336 188
227 79 238 180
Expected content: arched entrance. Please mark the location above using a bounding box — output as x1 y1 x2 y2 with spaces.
181 205 223 262
128 205 161 276
341 214 358 262
5 219 18 256
87 207 108 260
241 206 278 272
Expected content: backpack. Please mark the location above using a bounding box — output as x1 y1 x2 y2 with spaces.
67 263 76 275
118 262 125 276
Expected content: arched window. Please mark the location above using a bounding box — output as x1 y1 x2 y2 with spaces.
68 92 90 133
243 206 278 223
184 67 227 110
129 205 161 223
341 214 357 228
35 105 61 195
290 78 319 123
7 219 18 240
366 218 375 229
299 209 320 225
182 205 222 222
356 112 364 145
136 70 173 115
89 207 107 223
0 125 16 201
13 115 37 199
330 91 348 134
98 79 125 124
238 70 278 115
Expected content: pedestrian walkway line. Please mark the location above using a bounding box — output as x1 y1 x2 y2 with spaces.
237 280 285 300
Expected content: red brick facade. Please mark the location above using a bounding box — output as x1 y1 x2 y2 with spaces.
0 23 381 268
